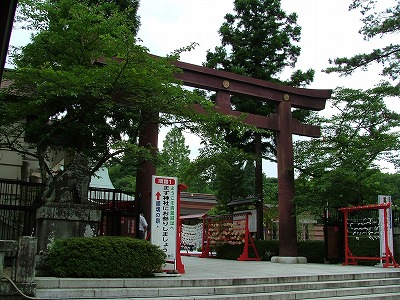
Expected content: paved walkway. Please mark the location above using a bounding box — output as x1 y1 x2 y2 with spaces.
179 256 400 280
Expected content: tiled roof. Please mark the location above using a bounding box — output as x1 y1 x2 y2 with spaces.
181 192 217 204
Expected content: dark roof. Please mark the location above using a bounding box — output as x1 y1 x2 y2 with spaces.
226 197 258 207
180 192 217 204
180 213 206 220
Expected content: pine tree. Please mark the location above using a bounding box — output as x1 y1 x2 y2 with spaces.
204 0 314 209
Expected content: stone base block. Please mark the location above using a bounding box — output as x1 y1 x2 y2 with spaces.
271 256 307 264
36 204 102 253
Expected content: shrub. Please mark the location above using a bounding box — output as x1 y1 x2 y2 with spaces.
47 236 166 278
298 240 325 263
254 240 279 261
348 236 380 266
216 240 279 261
215 240 324 262
216 243 243 260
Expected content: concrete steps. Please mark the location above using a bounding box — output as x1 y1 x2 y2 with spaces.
35 272 400 299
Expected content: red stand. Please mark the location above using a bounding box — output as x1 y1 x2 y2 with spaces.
339 203 399 268
238 213 260 261
200 213 260 261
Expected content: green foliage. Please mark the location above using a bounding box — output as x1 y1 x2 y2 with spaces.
325 1 400 89
108 150 138 193
394 235 400 261
263 177 278 204
216 243 245 260
1 0 220 201
306 0 400 213
294 87 400 212
46 236 166 277
253 240 279 261
379 173 400 202
206 0 312 83
189 145 255 206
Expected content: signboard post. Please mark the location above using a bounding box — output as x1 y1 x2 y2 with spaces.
151 176 178 262
378 195 394 266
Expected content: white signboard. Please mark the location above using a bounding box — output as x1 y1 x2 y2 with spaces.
234 209 257 232
378 195 394 260
151 176 177 259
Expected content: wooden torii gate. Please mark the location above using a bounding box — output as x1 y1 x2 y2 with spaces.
136 59 331 257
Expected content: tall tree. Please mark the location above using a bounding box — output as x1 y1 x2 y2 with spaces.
294 87 400 212
325 0 400 92
205 0 314 84
0 0 209 203
204 0 315 197
204 0 315 238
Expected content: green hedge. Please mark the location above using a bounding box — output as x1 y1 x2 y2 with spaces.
216 240 324 263
298 240 325 263
348 236 380 266
47 236 166 278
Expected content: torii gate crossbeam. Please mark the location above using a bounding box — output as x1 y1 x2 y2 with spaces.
136 58 331 258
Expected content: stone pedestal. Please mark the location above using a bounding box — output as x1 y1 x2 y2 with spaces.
271 256 307 264
35 204 102 253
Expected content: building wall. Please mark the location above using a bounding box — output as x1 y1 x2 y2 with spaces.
0 149 22 179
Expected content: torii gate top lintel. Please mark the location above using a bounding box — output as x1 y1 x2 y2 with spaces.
172 59 332 111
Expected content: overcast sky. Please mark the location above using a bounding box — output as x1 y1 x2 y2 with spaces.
134 0 397 176
137 0 388 89
8 0 397 177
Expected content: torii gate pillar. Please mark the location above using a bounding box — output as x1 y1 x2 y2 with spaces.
277 100 297 256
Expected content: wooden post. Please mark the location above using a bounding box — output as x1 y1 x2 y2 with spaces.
15 236 37 283
175 183 187 274
135 114 159 234
277 100 297 257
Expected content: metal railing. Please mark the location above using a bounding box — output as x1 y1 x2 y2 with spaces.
0 179 43 241
0 178 135 241
88 186 135 211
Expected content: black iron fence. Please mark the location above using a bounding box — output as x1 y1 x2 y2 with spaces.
0 179 135 241
0 179 44 241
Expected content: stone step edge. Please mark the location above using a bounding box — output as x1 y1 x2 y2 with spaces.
310 292 400 300
34 272 400 289
35 286 400 300
35 277 400 291
35 283 400 299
